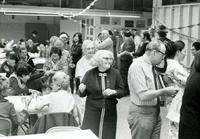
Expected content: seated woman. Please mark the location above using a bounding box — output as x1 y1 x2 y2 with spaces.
9 61 40 96
43 47 70 93
43 46 68 75
164 40 189 139
35 71 78 121
0 75 30 135
0 52 18 77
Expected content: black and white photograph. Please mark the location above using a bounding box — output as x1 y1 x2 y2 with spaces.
124 20 134 27
0 1 199 139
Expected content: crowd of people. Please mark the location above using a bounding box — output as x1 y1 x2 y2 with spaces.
0 26 200 139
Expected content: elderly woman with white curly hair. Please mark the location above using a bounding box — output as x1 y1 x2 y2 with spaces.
79 50 125 139
35 71 76 115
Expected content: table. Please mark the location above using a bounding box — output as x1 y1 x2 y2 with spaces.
32 57 46 65
0 73 6 77
28 52 40 58
6 95 82 115
6 96 48 115
5 129 98 139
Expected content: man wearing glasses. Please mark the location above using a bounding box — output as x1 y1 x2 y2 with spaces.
127 41 178 139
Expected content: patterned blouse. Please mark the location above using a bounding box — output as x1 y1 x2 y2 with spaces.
43 57 69 74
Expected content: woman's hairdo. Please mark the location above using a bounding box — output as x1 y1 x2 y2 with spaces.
90 50 114 67
165 40 185 59
15 61 31 76
82 40 94 55
50 46 62 58
52 71 70 90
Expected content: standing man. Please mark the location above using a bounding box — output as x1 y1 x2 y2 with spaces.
95 30 113 53
127 41 178 139
31 30 40 53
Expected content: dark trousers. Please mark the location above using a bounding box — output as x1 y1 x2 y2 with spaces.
26 71 45 92
70 67 80 94
179 121 200 139
120 59 132 95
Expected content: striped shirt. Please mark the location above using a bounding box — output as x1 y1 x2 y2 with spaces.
128 54 157 106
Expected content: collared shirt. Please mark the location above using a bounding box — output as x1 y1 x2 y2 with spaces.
128 54 157 106
95 37 113 53
36 90 75 113
75 56 95 82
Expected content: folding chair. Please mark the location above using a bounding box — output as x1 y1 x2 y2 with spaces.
26 112 79 134
0 118 12 136
45 126 81 133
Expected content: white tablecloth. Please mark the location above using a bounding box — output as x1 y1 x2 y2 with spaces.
32 57 46 65
0 73 6 77
28 52 39 58
5 130 98 139
6 96 48 115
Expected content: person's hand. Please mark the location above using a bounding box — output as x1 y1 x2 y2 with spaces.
163 86 179 97
69 63 75 68
44 70 54 76
29 89 42 96
103 88 117 96
79 83 86 93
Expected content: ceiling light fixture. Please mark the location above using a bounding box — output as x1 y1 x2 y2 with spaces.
4 12 61 16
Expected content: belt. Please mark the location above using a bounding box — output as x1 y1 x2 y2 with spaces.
131 101 158 108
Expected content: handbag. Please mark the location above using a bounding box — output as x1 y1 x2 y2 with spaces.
166 89 183 123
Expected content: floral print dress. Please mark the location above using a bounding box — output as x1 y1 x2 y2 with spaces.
163 59 189 139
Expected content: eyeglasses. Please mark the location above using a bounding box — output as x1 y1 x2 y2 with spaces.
103 57 114 61
156 50 165 56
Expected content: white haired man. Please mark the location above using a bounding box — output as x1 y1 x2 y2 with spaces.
127 41 178 139
95 30 113 53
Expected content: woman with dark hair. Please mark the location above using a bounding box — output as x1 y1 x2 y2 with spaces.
43 46 65 73
43 46 69 93
9 61 39 96
70 32 83 94
163 40 189 139
0 52 18 77
179 50 200 139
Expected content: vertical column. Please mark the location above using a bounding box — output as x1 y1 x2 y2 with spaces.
178 6 182 40
187 5 192 66
198 4 200 41
169 6 174 40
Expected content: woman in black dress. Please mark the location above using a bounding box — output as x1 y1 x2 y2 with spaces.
79 50 125 139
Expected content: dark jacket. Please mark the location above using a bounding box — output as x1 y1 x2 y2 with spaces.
79 67 125 109
71 43 82 65
180 70 200 132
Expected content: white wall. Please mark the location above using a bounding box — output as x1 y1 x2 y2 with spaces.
92 12 152 39
0 11 152 44
154 3 200 66
0 13 60 42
